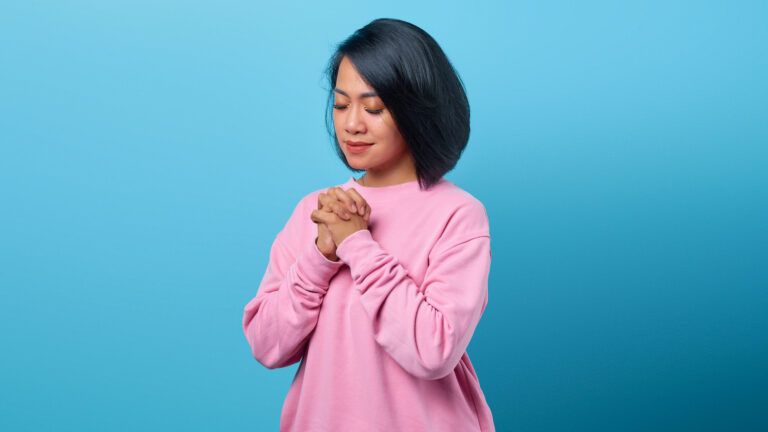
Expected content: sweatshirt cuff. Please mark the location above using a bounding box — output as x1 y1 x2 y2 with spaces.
335 230 380 288
295 238 345 288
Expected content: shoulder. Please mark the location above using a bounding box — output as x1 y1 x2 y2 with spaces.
428 180 491 254
434 180 490 228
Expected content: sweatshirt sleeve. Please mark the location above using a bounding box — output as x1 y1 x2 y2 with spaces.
242 199 345 369
334 205 491 380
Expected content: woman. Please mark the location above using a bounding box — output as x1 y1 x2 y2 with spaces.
242 18 495 431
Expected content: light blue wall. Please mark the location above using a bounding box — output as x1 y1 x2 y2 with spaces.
1 1 765 431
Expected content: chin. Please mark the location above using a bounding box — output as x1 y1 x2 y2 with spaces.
347 161 369 170
344 154 369 168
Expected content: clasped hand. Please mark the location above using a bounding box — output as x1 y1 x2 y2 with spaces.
310 186 371 261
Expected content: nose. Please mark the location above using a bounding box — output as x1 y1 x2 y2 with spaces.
344 105 366 135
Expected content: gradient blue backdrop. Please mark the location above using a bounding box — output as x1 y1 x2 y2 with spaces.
1 1 766 431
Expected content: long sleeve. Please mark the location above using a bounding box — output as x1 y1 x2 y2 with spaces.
334 228 491 380
242 227 345 369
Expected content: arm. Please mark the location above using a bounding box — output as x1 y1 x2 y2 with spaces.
242 218 344 369
335 228 491 380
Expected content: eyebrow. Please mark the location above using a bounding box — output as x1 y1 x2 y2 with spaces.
334 88 378 98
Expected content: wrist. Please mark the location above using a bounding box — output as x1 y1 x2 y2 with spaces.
315 237 339 262
326 253 340 262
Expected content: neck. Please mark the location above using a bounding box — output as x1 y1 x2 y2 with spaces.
359 170 417 188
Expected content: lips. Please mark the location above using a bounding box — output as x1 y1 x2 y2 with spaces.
346 140 373 154
347 140 373 146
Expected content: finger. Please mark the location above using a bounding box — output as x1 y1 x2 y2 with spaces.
330 201 352 220
318 193 352 219
328 187 358 214
311 209 337 224
311 209 339 225
319 194 351 218
317 192 327 210
318 191 339 211
363 203 371 223
344 188 368 216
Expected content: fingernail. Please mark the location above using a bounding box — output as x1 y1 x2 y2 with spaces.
350 203 357 212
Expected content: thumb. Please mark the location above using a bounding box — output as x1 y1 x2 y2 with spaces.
311 209 337 225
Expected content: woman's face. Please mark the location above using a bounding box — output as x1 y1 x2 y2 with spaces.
333 56 414 178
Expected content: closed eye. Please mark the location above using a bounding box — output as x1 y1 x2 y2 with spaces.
333 104 384 115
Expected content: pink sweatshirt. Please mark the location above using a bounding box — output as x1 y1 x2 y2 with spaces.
242 176 495 431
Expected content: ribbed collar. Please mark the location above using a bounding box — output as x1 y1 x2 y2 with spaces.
342 175 442 202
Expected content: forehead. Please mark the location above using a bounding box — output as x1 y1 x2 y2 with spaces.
335 57 378 98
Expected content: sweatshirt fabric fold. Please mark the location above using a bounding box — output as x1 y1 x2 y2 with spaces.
242 176 495 431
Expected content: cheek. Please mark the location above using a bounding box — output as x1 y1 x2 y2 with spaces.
332 113 344 134
370 115 397 138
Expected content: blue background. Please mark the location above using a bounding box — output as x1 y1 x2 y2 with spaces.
1 1 766 431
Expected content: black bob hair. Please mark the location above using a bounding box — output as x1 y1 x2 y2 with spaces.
324 18 471 190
